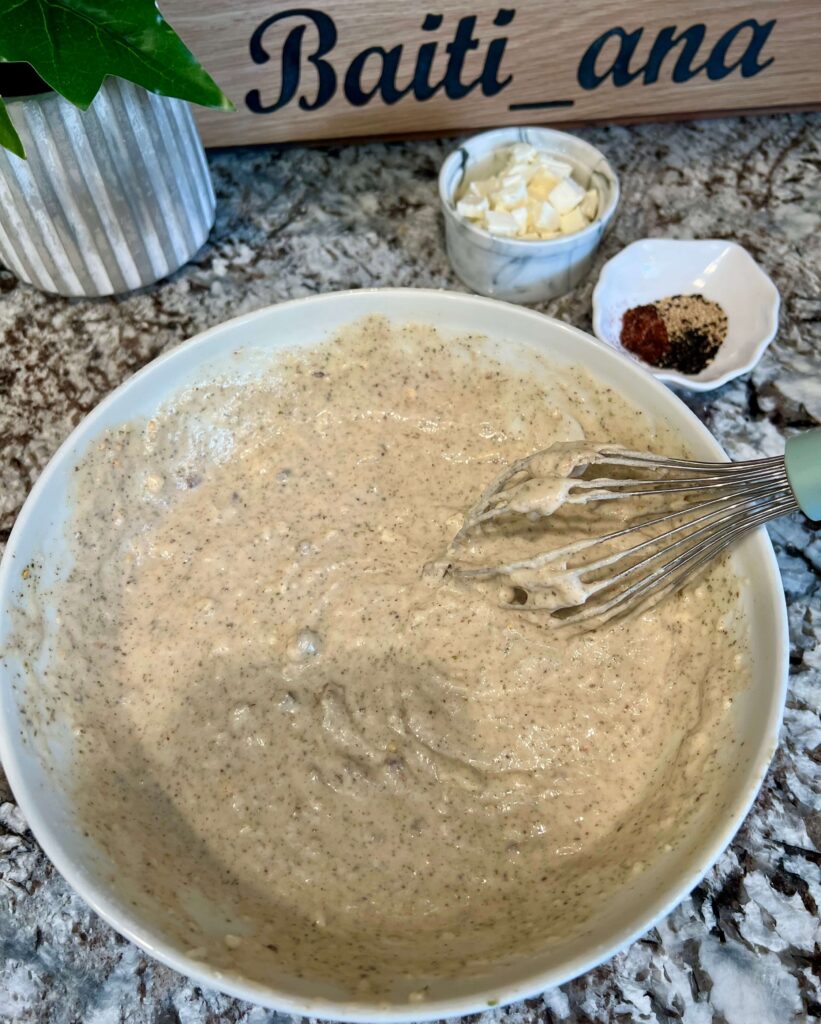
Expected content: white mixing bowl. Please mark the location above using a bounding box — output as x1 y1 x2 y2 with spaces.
0 289 787 1022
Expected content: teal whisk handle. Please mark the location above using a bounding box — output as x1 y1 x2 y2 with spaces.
785 428 821 521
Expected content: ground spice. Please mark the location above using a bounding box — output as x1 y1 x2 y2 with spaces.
620 294 727 374
620 304 670 364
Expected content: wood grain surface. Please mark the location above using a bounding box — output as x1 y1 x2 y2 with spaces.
165 1 820 146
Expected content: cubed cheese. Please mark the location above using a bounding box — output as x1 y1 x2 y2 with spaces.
580 188 598 220
559 207 589 235
528 199 560 232
509 142 538 163
485 209 520 237
509 205 528 232
534 153 574 178
454 143 592 240
495 174 528 208
507 161 538 183
527 170 558 201
548 177 586 214
456 195 489 220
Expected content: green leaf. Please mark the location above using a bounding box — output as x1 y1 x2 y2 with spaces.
0 0 234 111
0 96 25 157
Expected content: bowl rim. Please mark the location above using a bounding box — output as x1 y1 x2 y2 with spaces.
437 125 620 252
0 287 787 1023
591 237 781 392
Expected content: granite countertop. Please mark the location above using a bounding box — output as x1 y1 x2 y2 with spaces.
0 113 819 1024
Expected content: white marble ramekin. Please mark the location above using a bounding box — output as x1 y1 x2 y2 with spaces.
438 126 619 304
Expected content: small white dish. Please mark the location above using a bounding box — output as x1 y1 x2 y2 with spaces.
439 126 619 304
592 239 780 392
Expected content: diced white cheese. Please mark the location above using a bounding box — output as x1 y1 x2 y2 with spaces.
485 209 520 237
456 195 489 220
509 142 538 163
548 177 586 214
580 188 598 219
534 153 574 178
527 170 558 200
454 144 597 240
495 174 528 208
507 161 538 183
509 205 528 232
528 199 560 233
559 207 589 235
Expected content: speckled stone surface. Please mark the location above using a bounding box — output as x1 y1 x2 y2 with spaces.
0 113 819 1024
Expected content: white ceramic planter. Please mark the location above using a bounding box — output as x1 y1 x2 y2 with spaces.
0 78 215 297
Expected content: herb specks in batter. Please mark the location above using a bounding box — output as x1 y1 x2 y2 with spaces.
35 317 748 1000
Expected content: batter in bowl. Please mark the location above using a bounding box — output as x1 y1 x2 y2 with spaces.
46 317 749 998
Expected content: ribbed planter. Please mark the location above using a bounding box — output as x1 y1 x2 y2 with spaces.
0 78 216 297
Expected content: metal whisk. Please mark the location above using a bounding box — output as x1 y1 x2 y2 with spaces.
448 429 821 629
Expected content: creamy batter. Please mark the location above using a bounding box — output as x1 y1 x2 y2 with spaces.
45 318 749 998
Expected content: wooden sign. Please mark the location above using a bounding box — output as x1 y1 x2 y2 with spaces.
163 1 821 147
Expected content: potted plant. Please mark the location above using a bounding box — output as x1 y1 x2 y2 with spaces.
0 0 233 297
